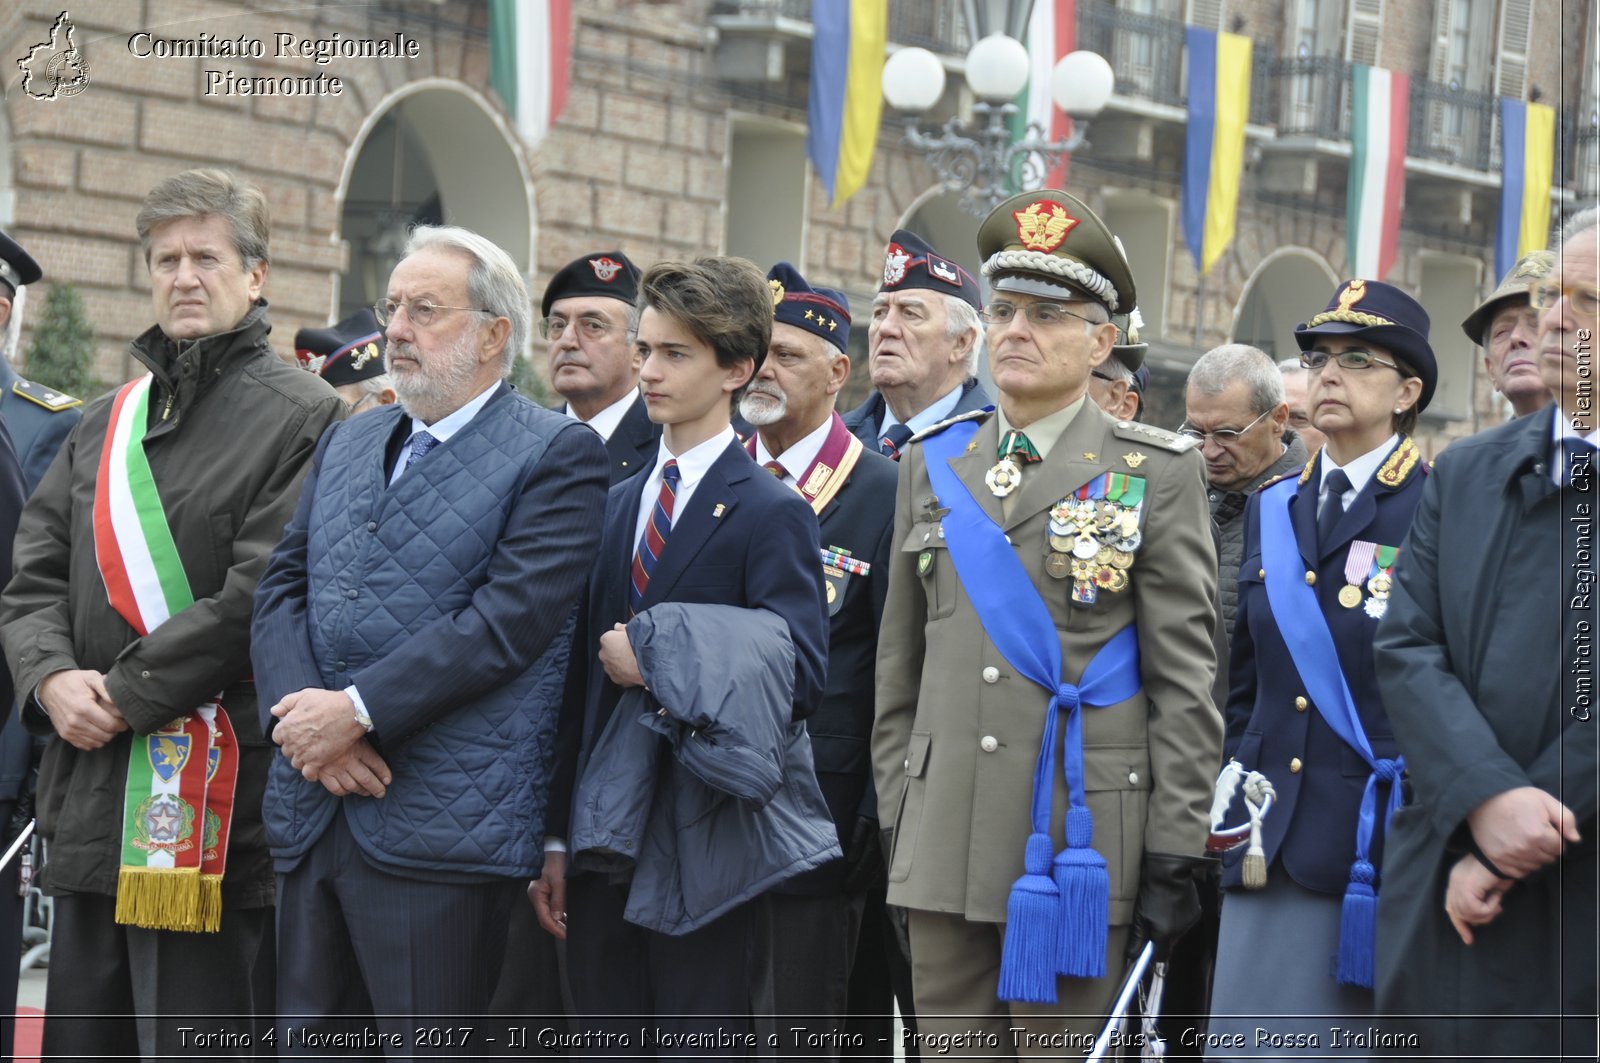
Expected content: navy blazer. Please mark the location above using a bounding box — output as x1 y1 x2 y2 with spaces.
548 439 829 839
1222 439 1427 894
0 360 80 495
601 395 661 486
840 377 991 453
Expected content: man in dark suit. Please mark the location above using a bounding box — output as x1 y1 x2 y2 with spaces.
738 262 898 1056
841 230 990 459
0 230 82 494
1374 210 1597 1058
536 256 828 1051
543 249 661 484
252 224 607 1045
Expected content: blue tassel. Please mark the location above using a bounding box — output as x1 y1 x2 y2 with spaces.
1053 807 1108 978
998 832 1060 1004
1336 859 1377 988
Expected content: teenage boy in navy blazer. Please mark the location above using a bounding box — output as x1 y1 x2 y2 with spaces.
536 256 829 1051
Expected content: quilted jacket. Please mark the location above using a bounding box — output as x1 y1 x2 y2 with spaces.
256 392 606 877
569 603 841 935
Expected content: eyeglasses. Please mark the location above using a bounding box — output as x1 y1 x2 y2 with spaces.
1300 347 1402 373
540 315 618 341
1090 370 1116 383
981 301 1103 329
1178 408 1272 446
373 298 484 328
1530 282 1600 316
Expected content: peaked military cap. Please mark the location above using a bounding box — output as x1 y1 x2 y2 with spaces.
878 229 983 311
977 190 1137 314
541 249 642 318
1460 249 1554 347
295 308 385 388
1295 278 1437 412
1110 307 1148 371
768 262 850 352
0 229 42 297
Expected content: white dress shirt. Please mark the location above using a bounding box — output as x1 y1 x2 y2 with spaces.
564 388 640 443
751 416 834 488
1318 433 1399 514
632 426 737 547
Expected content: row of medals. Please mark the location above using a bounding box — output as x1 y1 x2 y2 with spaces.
1044 495 1140 590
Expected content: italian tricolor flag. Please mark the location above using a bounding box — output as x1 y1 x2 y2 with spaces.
489 0 572 150
1347 65 1409 280
1009 0 1076 190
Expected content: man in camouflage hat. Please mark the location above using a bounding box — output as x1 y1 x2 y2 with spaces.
871 189 1221 1045
1461 249 1555 419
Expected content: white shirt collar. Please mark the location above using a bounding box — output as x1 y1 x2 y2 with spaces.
752 416 834 485
566 388 639 443
407 380 500 445
880 381 966 436
649 425 737 492
1319 433 1399 499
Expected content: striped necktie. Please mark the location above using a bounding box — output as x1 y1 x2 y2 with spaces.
629 459 681 617
880 423 913 460
763 460 786 479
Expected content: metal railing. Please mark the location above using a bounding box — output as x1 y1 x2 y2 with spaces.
1077 1 1272 125
1408 77 1497 172
710 0 970 53
1269 55 1351 140
1573 126 1600 198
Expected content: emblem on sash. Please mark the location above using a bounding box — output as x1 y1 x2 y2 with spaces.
1048 473 1146 605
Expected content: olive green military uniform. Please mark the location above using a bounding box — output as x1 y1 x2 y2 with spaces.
871 190 1222 1053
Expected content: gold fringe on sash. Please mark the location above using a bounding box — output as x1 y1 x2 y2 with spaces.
114 866 218 932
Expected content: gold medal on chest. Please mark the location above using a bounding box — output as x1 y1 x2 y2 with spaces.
1338 584 1363 609
986 458 1023 497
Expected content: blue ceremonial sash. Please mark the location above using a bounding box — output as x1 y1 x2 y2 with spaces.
1258 476 1402 988
922 420 1141 1003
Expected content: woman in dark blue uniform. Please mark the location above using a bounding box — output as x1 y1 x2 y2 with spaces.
1206 280 1435 1059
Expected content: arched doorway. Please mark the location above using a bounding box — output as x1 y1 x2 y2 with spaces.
336 80 535 326
1231 247 1339 361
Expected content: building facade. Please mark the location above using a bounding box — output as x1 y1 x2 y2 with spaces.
1 0 1594 448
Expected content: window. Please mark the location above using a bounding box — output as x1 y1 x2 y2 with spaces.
1098 193 1173 342
724 118 808 269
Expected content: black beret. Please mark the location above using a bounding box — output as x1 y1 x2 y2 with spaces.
541 250 642 319
879 229 983 311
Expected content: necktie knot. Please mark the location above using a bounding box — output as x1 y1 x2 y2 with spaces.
403 430 439 473
661 459 681 486
1317 468 1352 548
762 460 785 479
998 429 1042 464
880 423 913 459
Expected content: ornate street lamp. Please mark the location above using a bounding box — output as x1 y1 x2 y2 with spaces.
882 29 1115 218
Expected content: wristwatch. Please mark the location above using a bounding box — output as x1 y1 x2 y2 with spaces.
351 698 374 734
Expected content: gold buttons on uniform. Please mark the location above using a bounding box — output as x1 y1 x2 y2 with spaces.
1294 696 1308 712
1289 757 1303 774
982 666 1000 684
980 736 999 753
1304 571 1317 586
1258 568 1265 579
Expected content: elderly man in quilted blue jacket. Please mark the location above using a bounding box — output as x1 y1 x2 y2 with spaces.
251 225 607 1044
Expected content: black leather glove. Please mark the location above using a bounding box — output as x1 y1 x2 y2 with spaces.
1125 852 1211 965
842 816 884 895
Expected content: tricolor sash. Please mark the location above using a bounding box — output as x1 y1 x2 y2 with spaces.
1259 476 1402 988
922 421 1142 1004
94 374 238 933
745 411 864 515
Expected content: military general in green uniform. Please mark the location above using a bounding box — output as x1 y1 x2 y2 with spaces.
872 190 1222 1055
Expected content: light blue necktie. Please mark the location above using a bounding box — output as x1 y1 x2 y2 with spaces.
403 430 438 474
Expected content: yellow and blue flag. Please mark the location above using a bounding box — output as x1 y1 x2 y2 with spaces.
1181 28 1251 276
1495 98 1555 280
808 0 888 207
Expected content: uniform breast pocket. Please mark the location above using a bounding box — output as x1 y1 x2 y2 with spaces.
900 524 955 620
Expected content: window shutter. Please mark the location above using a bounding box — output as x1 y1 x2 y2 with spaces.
1345 0 1383 66
1186 0 1226 30
1495 0 1533 100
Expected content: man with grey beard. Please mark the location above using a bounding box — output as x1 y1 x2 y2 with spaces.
742 262 901 1057
251 224 607 1043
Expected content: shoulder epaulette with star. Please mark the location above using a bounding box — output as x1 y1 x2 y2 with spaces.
908 405 993 445
12 378 81 412
1256 468 1302 493
1111 419 1198 453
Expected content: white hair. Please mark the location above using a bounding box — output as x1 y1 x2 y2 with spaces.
1559 205 1599 249
401 225 530 373
1099 354 1135 384
943 293 985 376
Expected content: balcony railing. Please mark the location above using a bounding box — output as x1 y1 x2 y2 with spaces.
709 0 970 54
1077 1 1273 125
1408 78 1497 173
1270 56 1351 140
1574 126 1600 198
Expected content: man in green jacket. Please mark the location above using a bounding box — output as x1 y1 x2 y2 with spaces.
0 168 345 1059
